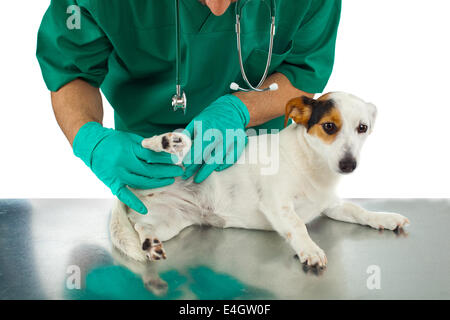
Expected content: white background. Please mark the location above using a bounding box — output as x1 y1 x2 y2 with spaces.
0 0 449 199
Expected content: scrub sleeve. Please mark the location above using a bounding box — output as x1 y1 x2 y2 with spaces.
36 0 111 91
276 0 341 94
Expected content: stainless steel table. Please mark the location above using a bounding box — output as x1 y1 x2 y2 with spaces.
0 199 449 300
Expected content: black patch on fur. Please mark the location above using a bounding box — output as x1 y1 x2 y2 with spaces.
162 136 170 149
142 239 151 251
302 96 335 130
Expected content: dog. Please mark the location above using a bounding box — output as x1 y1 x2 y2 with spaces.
110 92 409 268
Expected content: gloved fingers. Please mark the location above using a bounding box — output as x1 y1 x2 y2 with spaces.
196 133 224 163
125 173 176 190
202 138 224 164
181 140 203 172
197 139 236 180
115 185 148 215
223 135 248 164
182 145 195 168
142 163 184 178
180 122 195 165
127 132 145 144
182 131 205 167
182 136 221 179
134 144 179 165
182 163 202 180
215 163 233 172
194 163 219 183
127 158 184 179
192 139 225 183
127 133 179 164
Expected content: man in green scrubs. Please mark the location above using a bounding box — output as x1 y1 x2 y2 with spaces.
37 0 341 214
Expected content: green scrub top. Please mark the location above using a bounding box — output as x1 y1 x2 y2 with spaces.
37 0 341 138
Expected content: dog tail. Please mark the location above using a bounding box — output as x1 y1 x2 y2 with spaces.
110 199 146 262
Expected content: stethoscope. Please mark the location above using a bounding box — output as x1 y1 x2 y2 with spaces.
172 0 278 114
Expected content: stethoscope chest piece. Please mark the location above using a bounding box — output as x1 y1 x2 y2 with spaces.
172 86 187 114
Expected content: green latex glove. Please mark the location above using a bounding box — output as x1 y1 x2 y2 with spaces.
73 122 183 214
182 95 250 183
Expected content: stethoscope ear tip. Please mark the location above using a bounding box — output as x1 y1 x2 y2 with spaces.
230 82 278 92
230 82 240 91
269 83 278 91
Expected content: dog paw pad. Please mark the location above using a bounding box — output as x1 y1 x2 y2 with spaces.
142 237 167 261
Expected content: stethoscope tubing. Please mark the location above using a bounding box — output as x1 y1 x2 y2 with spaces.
172 0 187 113
172 0 278 113
234 14 276 92
233 0 277 92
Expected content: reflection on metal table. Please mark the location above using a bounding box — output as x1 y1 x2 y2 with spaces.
0 199 449 300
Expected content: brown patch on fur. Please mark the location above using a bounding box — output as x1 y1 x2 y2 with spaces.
308 106 342 144
284 97 313 127
284 93 342 144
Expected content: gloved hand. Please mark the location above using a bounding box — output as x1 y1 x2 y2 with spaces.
73 122 183 214
182 95 250 183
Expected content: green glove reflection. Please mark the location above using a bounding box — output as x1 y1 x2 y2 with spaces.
73 122 183 214
182 95 250 183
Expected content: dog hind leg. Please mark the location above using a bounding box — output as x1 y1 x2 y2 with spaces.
110 199 147 261
132 202 194 261
114 130 193 261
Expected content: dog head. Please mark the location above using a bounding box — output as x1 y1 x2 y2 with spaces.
285 92 377 175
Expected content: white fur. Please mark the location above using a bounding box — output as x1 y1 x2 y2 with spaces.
110 92 409 267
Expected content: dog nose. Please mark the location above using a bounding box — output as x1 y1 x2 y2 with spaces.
339 157 357 173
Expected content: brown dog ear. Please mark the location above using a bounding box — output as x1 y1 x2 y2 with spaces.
284 96 315 128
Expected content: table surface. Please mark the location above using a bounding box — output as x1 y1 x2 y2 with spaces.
0 198 449 300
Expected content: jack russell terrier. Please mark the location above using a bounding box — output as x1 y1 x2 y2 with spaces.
110 92 409 268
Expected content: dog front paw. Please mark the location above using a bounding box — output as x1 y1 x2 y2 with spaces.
297 242 327 268
368 212 410 231
142 132 191 164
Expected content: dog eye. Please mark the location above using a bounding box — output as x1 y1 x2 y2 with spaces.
357 124 368 134
322 122 337 135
